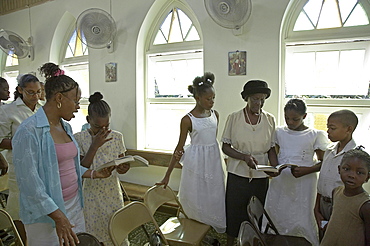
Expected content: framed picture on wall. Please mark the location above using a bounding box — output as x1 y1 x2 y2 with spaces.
105 62 117 82
228 51 246 76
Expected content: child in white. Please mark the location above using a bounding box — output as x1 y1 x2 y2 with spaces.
264 99 329 245
157 72 226 233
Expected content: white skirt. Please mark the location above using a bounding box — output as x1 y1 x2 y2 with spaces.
25 194 85 246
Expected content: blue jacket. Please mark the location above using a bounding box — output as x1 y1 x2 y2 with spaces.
12 107 87 225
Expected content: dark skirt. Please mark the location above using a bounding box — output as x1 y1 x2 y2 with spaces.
225 172 269 238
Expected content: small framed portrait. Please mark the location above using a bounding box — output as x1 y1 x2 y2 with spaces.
105 62 117 82
228 51 247 76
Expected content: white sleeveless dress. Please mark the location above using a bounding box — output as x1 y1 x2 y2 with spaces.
178 110 227 233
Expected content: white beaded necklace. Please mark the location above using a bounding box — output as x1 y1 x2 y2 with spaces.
244 107 261 131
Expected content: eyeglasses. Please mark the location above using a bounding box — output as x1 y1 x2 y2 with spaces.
23 88 42 96
62 93 80 106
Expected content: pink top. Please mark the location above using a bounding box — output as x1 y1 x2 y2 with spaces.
55 141 78 201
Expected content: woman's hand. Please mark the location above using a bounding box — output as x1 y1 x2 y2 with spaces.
116 163 130 174
94 166 115 179
244 154 257 169
88 128 112 149
314 208 325 231
291 166 311 178
49 209 79 246
174 149 184 161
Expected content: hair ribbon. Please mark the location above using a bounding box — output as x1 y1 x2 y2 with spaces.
54 69 65 77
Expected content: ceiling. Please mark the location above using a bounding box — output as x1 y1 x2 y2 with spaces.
0 0 51 16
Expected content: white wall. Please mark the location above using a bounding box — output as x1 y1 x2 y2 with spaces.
0 0 290 189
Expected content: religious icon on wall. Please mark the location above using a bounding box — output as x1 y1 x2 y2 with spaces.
105 62 117 82
228 51 246 76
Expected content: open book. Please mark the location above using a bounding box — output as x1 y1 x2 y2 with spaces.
256 163 298 173
96 155 149 171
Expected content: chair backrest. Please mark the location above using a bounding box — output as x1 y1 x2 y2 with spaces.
237 221 266 246
108 201 168 246
143 185 186 217
76 232 101 246
247 196 279 235
0 209 24 246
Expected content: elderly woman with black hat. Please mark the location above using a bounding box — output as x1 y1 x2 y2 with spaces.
221 80 278 246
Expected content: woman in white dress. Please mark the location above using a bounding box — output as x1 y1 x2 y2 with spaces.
264 99 329 245
157 72 226 234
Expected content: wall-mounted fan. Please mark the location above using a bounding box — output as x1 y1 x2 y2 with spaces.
0 29 34 60
76 8 117 51
204 0 252 31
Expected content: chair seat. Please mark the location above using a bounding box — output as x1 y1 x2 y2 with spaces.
161 217 210 245
262 234 311 246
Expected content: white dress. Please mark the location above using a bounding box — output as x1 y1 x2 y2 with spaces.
264 127 329 246
179 110 227 233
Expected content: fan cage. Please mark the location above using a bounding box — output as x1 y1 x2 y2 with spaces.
0 29 30 59
76 8 117 49
204 0 252 29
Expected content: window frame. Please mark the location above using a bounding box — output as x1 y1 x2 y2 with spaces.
142 1 203 151
281 0 370 108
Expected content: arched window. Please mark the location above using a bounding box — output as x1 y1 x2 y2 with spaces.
61 28 89 99
281 0 370 148
60 27 90 132
143 3 203 151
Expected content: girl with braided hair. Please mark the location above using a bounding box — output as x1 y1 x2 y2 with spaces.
12 63 113 246
157 72 226 235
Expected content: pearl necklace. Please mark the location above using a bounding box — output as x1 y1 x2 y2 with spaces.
244 107 261 131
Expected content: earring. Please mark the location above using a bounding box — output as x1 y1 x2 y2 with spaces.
57 102 62 109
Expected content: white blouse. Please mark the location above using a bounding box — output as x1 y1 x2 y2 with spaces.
221 109 276 178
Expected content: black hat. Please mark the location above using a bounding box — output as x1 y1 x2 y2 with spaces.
241 80 271 100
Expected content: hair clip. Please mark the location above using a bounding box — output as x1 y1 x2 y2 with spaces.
198 82 204 86
53 69 65 77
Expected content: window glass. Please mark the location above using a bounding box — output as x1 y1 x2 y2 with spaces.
147 52 203 98
294 0 369 31
285 43 369 98
65 29 88 58
61 63 89 99
153 8 200 45
5 54 18 67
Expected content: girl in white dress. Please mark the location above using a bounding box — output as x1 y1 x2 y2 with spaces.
74 92 130 246
264 99 329 246
157 72 227 234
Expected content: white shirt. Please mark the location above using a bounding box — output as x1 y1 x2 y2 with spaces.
0 97 42 161
317 139 356 198
221 109 276 178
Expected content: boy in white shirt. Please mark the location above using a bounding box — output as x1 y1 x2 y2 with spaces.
314 109 358 240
